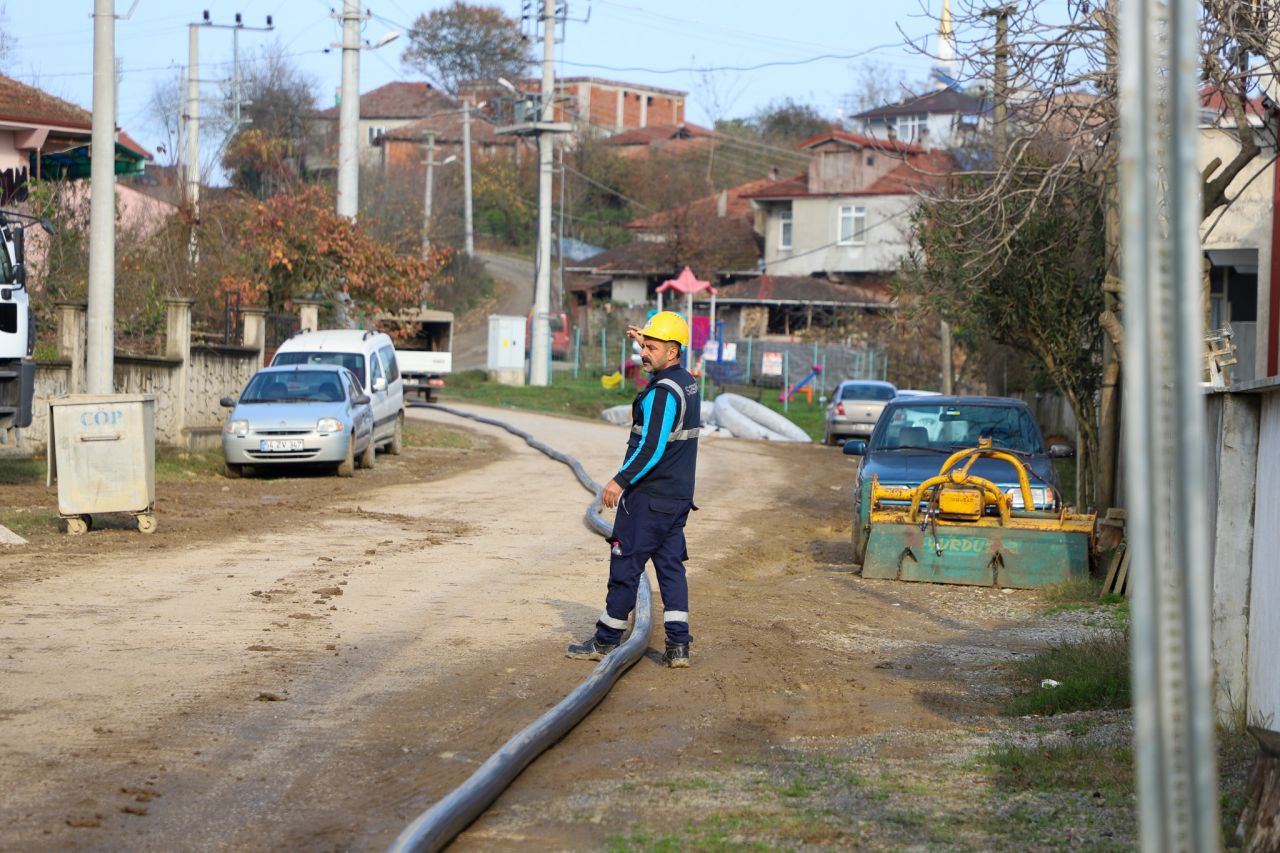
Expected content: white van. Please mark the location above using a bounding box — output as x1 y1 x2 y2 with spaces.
272 330 405 454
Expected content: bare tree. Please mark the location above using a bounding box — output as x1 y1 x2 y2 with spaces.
145 73 184 169
904 0 1280 511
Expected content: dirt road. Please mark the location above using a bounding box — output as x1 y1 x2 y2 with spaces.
0 404 1159 850
451 253 534 371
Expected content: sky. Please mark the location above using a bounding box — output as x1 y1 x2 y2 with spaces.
2 0 948 164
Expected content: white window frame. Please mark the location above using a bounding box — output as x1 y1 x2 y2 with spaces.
895 113 927 142
779 205 793 251
367 125 387 145
837 204 866 246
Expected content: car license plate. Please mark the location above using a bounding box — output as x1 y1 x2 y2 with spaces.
260 439 304 452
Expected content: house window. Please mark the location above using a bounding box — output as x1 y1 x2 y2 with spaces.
367 125 387 145
895 114 927 141
838 205 866 245
779 205 793 251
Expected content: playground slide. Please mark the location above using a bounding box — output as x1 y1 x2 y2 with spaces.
713 394 811 442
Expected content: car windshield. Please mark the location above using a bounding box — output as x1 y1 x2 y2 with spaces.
840 383 896 402
274 351 366 385
871 403 1046 454
241 370 348 404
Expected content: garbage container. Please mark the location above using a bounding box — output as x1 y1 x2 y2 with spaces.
47 394 157 535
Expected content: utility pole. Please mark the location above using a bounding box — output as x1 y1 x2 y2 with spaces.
185 23 200 210
332 5 398 220
86 0 117 395
983 4 1012 398
462 99 475 256
422 134 437 255
529 0 558 386
336 0 361 220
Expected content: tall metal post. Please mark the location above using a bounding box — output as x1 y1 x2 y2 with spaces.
336 0 361 219
422 133 437 255
185 24 200 210
1118 0 1221 849
86 0 117 395
528 0 557 386
462 100 475 256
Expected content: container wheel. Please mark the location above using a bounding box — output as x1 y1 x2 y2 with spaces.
358 438 376 470
66 515 90 536
138 513 158 534
389 414 404 455
337 436 355 477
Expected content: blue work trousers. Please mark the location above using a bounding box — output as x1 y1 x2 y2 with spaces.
595 490 693 646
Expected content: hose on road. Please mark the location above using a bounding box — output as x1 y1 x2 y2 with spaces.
387 404 652 853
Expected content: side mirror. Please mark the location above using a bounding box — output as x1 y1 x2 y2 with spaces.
353 394 371 406
219 395 237 408
372 376 387 392
842 439 867 456
1049 443 1075 458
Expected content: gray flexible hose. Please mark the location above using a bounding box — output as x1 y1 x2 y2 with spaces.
387 404 652 853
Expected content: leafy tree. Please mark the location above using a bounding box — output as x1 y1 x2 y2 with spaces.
221 44 319 197
746 98 832 145
400 2 533 95
905 163 1107 506
212 185 447 315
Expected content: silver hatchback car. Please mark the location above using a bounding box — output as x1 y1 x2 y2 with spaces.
823 379 898 445
221 365 375 478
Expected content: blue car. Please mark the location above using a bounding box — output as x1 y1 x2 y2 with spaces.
220 364 375 479
842 396 1072 565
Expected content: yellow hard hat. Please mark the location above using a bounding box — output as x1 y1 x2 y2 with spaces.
640 311 691 347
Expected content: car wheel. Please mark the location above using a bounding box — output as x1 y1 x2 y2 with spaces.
388 413 404 455
224 462 243 479
336 436 355 477
359 438 376 470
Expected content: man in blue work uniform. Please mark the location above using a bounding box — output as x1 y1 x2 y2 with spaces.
567 311 701 668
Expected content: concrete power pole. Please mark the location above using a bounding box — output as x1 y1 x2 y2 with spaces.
462 100 475 257
422 134 437 255
86 0 117 395
336 0 361 219
185 23 200 210
528 0 557 386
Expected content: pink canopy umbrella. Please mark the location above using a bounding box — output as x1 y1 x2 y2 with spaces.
656 266 717 369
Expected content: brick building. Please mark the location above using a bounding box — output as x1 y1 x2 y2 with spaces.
461 76 686 136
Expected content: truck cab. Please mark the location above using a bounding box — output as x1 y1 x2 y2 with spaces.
0 217 36 433
379 309 454 403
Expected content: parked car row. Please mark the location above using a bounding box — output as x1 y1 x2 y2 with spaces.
821 381 940 445
220 329 406 479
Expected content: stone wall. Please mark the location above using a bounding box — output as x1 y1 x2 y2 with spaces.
16 300 266 451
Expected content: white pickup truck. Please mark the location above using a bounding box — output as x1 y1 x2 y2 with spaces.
382 309 454 403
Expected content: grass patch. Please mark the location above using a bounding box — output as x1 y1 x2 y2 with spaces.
1004 632 1130 716
1041 576 1102 604
606 808 846 852
155 447 226 482
443 369 635 420
0 508 61 537
0 456 44 485
983 740 1133 794
442 369 821 438
404 421 474 450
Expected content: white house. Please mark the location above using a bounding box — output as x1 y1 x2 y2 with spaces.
743 131 950 279
848 87 986 150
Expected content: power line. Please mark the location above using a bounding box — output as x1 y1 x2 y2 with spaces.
558 44 908 76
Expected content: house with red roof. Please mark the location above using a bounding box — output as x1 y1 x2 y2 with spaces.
602 123 717 159
742 130 950 280
0 74 151 202
307 81 463 174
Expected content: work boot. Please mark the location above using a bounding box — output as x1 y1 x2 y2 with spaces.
566 637 618 661
664 642 690 668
